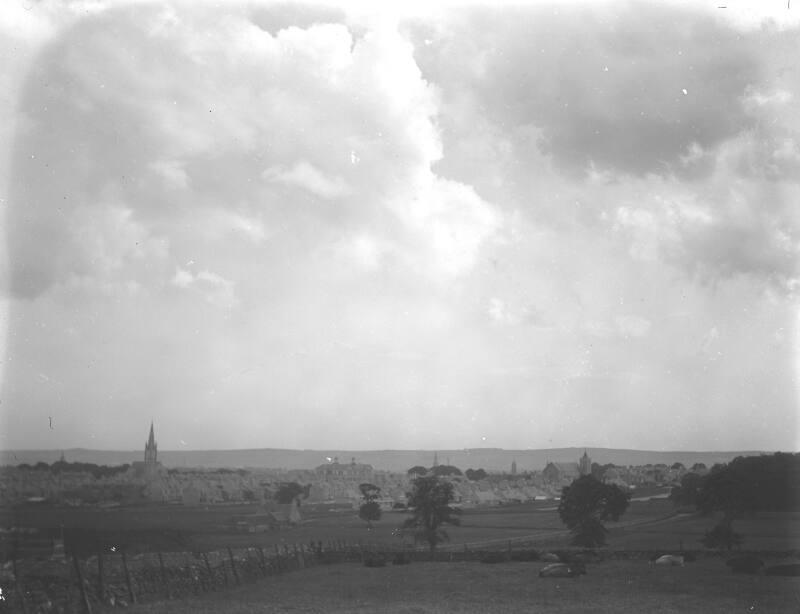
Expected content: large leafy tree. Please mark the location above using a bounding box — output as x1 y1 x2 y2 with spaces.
403 476 461 551
465 468 487 481
694 453 800 549
669 472 704 507
358 483 382 529
430 464 463 477
558 475 630 547
274 482 309 505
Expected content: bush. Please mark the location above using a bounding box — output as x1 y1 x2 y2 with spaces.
480 552 507 564
363 553 387 567
726 555 763 574
510 550 540 562
702 522 743 550
392 552 411 565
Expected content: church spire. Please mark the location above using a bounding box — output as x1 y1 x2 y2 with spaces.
145 421 158 464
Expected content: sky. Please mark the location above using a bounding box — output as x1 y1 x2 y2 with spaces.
0 0 798 453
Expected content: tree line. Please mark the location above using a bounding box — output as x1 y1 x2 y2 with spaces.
670 452 799 548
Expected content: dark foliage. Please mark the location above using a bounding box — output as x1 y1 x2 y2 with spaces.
510 550 540 562
18 461 132 480
702 522 743 550
359 501 382 527
391 552 411 565
726 555 764 574
358 483 382 528
362 553 387 567
764 563 800 576
697 453 800 515
669 472 704 506
558 475 630 547
403 476 461 551
465 468 487 481
430 464 463 477
273 482 308 505
407 465 428 476
480 552 507 564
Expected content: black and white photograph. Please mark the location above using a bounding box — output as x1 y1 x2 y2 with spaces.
0 0 798 611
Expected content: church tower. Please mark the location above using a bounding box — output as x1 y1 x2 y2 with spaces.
511 459 517 475
579 449 591 476
144 421 158 465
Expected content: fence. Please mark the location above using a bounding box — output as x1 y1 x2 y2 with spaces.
4 539 798 614
1 540 365 613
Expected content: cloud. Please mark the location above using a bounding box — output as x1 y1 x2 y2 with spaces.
6 5 498 301
171 267 238 309
2 3 796 452
263 161 351 199
410 4 763 178
615 315 652 338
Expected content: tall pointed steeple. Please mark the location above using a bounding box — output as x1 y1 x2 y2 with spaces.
433 451 439 468
144 421 158 464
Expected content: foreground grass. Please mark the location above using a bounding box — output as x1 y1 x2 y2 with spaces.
129 558 800 614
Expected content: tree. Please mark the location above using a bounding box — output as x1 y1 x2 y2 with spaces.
557 475 630 547
671 462 685 471
407 466 428 477
430 465 462 477
358 483 382 529
465 468 487 481
403 476 461 551
669 472 704 507
693 453 800 549
274 482 306 505
690 462 707 473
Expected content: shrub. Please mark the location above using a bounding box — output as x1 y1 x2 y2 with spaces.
363 553 387 567
480 552 507 564
510 550 540 562
392 552 411 565
702 522 743 550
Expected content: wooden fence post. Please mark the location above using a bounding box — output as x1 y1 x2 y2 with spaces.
202 552 213 590
227 548 240 585
97 552 104 602
72 555 93 614
158 552 171 599
257 547 267 576
121 551 137 604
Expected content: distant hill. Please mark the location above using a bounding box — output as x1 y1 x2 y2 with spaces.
0 447 772 473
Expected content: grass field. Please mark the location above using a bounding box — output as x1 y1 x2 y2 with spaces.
4 499 799 554
125 558 800 614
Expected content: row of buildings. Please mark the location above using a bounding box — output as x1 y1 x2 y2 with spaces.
2 425 682 508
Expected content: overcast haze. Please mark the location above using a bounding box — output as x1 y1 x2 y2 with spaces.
1 1 798 454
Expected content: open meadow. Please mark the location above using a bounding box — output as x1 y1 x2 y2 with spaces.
4 499 799 555
125 558 800 614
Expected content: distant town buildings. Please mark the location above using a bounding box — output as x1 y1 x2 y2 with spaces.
542 450 592 485
314 457 374 481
